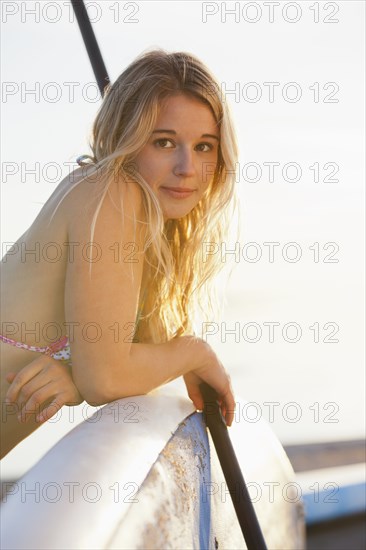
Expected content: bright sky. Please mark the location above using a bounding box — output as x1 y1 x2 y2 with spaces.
1 1 365 478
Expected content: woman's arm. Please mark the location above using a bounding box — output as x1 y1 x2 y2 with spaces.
65 176 235 425
101 335 236 426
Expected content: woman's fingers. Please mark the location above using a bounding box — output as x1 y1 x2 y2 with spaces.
16 372 51 418
183 372 204 411
5 356 48 403
26 389 82 424
207 389 236 427
184 371 236 427
35 397 66 424
5 372 16 384
19 382 81 424
220 386 236 427
17 382 57 423
5 357 83 425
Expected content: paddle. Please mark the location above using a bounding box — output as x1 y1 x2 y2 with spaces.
71 0 110 96
70 6 266 545
200 382 268 550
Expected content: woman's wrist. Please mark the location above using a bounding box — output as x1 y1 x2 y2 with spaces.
173 334 214 374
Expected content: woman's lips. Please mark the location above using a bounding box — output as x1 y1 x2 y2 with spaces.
160 187 196 199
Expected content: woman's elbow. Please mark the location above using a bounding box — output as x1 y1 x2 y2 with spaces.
78 385 109 407
71 369 112 406
71 358 146 406
76 377 144 406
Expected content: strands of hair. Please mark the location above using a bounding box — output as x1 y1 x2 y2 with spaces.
50 48 240 344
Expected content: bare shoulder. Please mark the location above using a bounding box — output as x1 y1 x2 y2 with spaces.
49 165 145 230
64 166 148 263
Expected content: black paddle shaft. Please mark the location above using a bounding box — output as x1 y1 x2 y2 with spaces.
200 382 268 550
70 8 266 545
71 0 110 96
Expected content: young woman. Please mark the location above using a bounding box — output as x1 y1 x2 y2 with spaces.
1 49 239 460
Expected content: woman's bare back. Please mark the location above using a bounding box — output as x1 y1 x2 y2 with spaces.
0 166 96 455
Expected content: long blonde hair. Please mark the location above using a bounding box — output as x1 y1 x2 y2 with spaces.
54 48 240 344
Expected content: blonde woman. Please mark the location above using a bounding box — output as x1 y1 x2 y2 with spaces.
1 49 239 460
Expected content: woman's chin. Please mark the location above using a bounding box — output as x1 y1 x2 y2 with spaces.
163 207 194 222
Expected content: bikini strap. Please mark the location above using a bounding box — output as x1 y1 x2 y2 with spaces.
0 334 69 356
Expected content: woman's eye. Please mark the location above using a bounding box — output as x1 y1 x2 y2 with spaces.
196 142 214 152
154 138 174 148
153 139 214 152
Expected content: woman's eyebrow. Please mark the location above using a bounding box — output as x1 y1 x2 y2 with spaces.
152 129 219 141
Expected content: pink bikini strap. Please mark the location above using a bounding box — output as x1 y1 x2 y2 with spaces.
0 334 69 356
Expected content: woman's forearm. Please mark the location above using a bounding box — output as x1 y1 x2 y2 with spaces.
83 336 208 405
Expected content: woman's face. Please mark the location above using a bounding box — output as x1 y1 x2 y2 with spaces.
133 93 219 221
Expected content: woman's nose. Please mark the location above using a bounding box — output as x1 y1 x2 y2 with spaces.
173 149 195 177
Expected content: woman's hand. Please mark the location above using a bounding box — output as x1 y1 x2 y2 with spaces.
182 339 236 426
5 356 83 424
